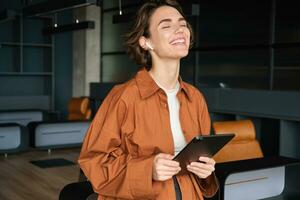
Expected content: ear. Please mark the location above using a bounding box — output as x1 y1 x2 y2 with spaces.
139 36 147 50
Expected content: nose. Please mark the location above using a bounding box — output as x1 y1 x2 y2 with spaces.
175 25 184 34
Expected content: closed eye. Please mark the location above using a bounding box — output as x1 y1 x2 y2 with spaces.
162 26 170 29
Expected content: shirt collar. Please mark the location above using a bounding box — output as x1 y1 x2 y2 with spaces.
135 68 193 101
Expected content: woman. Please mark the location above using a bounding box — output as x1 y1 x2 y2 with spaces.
79 0 219 199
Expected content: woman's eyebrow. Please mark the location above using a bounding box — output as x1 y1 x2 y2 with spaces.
158 18 172 26
158 17 186 26
178 17 186 22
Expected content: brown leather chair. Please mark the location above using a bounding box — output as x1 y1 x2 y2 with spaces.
68 97 92 121
213 120 263 163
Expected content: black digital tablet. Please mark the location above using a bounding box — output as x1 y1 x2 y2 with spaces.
173 133 235 175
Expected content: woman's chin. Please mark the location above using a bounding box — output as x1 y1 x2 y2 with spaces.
173 50 189 59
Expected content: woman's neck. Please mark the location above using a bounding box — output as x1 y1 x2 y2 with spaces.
149 58 180 90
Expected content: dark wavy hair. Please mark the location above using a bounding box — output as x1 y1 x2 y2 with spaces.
124 0 194 70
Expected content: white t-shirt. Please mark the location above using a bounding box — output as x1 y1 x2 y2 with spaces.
156 81 186 156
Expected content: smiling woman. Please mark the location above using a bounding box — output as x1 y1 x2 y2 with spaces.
142 6 191 63
124 0 194 71
78 1 219 200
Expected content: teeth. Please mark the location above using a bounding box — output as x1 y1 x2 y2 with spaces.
171 39 185 45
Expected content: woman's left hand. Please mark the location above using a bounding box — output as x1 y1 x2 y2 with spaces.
187 157 216 179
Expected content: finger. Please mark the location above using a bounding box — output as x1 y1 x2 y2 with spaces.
157 158 180 168
188 164 212 174
187 165 207 174
199 157 216 165
187 165 213 178
187 167 210 178
157 170 180 177
157 165 181 174
157 175 173 181
187 165 212 177
190 162 215 172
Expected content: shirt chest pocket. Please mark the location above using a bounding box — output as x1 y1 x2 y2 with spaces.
179 107 201 141
123 102 174 157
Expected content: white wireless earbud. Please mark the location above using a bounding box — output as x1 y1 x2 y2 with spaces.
146 42 153 50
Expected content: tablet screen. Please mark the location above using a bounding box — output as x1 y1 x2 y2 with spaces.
173 133 235 175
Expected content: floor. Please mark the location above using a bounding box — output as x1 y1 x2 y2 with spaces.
0 148 81 200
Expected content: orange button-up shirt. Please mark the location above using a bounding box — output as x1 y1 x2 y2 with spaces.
78 69 219 200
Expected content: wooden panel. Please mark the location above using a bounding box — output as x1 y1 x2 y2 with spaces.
0 148 81 200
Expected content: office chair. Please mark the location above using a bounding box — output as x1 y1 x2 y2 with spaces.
212 119 263 163
68 97 92 121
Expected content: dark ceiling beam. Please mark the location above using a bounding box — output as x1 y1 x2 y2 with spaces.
23 0 99 17
42 21 95 35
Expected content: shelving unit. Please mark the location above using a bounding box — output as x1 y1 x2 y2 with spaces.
0 12 55 110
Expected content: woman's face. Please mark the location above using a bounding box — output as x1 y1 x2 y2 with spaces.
148 6 190 60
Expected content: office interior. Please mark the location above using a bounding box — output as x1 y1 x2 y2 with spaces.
0 0 300 199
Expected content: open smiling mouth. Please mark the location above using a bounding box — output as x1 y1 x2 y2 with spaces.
170 38 186 46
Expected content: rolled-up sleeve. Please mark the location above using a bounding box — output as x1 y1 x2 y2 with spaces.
78 87 155 199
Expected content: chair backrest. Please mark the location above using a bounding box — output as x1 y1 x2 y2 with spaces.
213 120 263 163
59 181 94 200
68 97 91 121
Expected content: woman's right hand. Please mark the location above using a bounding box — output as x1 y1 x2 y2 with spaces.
152 153 181 181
